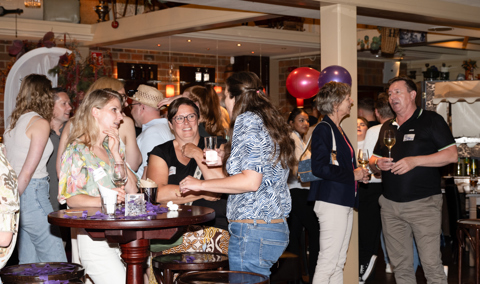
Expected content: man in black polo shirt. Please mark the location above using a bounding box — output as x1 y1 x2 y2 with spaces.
369 76 457 284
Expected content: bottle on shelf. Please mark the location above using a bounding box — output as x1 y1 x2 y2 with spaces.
466 157 471 176
472 158 477 177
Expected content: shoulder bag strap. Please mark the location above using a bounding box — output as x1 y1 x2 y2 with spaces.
299 121 336 160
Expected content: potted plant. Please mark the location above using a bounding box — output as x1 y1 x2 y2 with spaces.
462 59 477 80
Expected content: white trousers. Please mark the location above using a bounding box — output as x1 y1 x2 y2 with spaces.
312 201 353 284
77 229 126 284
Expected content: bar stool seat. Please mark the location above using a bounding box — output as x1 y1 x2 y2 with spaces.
457 219 480 284
177 270 269 284
0 262 84 283
152 252 228 284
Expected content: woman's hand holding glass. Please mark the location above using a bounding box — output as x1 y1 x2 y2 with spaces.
354 167 369 183
179 176 203 194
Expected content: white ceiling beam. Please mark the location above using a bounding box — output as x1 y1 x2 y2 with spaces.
88 6 276 46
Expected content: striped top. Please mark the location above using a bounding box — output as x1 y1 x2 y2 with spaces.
226 112 291 223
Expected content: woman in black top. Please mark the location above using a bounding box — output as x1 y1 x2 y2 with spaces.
146 97 227 229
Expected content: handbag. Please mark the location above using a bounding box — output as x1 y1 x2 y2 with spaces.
297 121 338 183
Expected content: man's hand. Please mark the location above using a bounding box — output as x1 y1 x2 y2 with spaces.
376 157 394 171
391 157 418 175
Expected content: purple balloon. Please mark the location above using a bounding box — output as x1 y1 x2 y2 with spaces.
318 65 352 89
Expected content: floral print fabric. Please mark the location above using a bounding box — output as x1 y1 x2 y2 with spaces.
58 140 132 204
0 143 19 269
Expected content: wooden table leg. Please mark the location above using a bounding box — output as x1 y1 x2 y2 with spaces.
120 239 150 284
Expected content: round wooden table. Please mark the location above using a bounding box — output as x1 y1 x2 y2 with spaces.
48 205 215 284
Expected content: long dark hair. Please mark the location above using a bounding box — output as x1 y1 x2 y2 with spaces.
223 71 295 172
187 85 226 136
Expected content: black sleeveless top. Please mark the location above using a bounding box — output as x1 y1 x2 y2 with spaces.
148 137 228 230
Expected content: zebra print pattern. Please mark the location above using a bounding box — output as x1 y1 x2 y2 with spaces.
226 112 291 223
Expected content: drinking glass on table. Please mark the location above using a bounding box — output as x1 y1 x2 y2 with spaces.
111 161 128 209
112 161 128 187
384 130 396 159
470 174 479 193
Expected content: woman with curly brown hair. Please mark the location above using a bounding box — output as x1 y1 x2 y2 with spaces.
179 71 295 277
3 74 66 264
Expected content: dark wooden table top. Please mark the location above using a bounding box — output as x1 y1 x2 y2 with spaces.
48 205 215 230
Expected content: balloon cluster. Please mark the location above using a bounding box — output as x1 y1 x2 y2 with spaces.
286 65 352 100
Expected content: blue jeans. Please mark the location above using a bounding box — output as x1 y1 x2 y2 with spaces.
18 177 66 264
228 220 289 276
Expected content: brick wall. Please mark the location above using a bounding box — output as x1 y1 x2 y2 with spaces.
0 41 230 134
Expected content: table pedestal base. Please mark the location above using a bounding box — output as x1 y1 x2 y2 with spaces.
121 239 150 284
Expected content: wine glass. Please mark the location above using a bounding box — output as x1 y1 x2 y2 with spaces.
111 161 128 188
384 130 396 158
357 149 369 169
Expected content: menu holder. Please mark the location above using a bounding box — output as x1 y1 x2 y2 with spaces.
125 194 146 216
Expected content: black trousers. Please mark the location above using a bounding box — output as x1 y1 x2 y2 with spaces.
358 182 383 265
287 188 319 282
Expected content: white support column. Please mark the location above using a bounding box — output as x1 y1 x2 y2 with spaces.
320 4 359 284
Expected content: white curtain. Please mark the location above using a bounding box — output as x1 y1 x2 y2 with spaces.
4 47 71 128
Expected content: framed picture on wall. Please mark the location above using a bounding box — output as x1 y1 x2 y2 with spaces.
399 30 427 45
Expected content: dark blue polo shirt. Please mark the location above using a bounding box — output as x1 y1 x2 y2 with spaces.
373 108 455 202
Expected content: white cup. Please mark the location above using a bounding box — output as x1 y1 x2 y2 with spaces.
98 184 118 216
204 136 218 165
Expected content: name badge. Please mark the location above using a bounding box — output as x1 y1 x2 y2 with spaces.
93 167 107 182
403 134 415 141
169 166 176 176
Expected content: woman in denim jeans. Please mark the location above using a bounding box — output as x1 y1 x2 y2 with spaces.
180 71 296 277
3 74 66 264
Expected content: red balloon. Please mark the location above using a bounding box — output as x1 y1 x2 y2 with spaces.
286 67 320 99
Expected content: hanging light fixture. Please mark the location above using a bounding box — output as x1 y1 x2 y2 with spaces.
166 36 176 97
296 98 304 108
24 0 41 8
214 40 222 93
166 85 175 98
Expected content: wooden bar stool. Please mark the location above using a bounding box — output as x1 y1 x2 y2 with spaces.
457 219 480 284
152 252 228 284
0 262 84 283
177 270 269 284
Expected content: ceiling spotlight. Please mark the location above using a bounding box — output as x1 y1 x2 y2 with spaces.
237 43 241 47
206 48 210 51
157 44 161 47
187 39 192 43
428 26 453 32
251 51 255 54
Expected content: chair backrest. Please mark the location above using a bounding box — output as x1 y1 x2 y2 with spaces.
444 179 465 242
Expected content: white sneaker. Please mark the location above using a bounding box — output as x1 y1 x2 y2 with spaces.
385 263 392 273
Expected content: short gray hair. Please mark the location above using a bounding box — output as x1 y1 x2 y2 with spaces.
315 82 351 116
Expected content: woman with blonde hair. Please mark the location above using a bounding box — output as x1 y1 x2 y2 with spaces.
59 89 138 283
56 77 141 174
3 74 67 264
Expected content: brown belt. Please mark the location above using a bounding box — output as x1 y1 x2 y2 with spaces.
229 219 285 224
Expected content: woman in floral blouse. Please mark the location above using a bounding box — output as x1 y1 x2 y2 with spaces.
179 71 296 276
59 89 138 284
0 144 19 269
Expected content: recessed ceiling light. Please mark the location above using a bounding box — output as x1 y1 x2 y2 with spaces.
187 39 192 42
428 26 453 32
206 48 210 51
251 51 255 54
157 44 161 47
237 43 241 47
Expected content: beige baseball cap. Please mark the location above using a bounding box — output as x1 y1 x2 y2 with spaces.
131 84 165 109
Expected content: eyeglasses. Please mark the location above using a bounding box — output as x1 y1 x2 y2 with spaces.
128 102 141 110
173 113 197 124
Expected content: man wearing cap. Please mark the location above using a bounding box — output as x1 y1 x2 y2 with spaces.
131 84 174 177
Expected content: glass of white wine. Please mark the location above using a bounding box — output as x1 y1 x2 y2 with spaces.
111 161 128 188
384 130 396 159
357 149 369 169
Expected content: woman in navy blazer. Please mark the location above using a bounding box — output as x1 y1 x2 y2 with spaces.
308 82 368 284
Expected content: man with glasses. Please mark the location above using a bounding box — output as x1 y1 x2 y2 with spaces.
130 84 174 177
